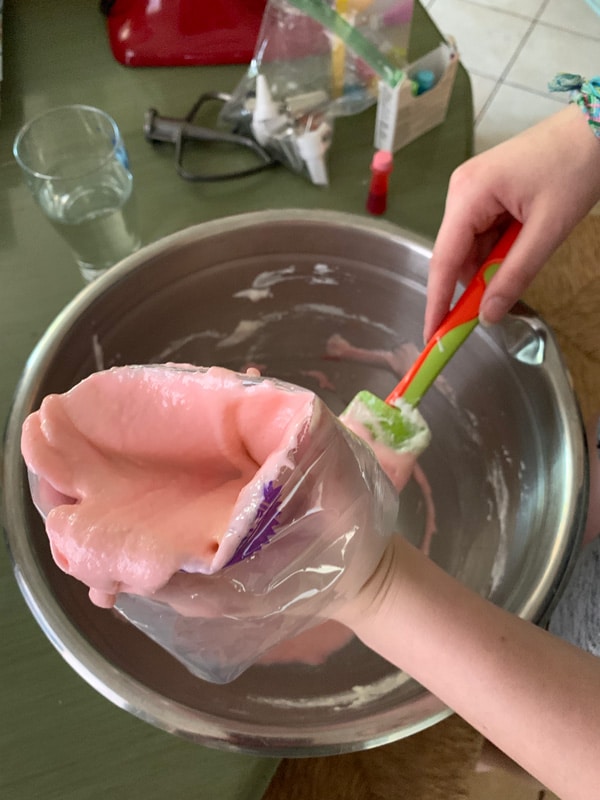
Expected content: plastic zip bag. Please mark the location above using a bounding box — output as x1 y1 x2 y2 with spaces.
219 0 414 184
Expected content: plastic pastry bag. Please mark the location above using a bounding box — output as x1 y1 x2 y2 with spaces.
21 364 400 683
219 0 413 184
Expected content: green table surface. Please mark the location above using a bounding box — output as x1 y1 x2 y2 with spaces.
0 2 473 798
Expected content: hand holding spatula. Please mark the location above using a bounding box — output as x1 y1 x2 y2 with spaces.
341 219 523 456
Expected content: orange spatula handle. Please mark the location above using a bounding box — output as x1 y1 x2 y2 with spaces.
386 219 522 407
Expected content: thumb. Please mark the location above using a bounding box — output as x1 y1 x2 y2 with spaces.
479 212 566 325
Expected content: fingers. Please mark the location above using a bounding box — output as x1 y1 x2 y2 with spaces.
479 209 569 325
426 226 510 340
424 156 511 341
426 231 471 342
426 192 571 335
424 104 600 337
428 210 563 333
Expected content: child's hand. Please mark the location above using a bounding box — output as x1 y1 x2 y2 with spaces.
425 105 600 340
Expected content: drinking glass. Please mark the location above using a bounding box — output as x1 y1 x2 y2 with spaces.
13 105 141 283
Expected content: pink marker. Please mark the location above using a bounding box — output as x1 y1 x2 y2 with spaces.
366 150 393 215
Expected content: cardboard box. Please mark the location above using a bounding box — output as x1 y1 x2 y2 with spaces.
374 40 459 152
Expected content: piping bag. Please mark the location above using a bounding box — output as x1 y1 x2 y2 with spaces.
340 219 523 454
20 221 521 683
21 364 400 682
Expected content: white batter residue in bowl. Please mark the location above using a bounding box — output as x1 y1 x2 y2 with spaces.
151 330 222 362
92 333 104 371
486 453 511 593
217 319 267 349
248 669 413 711
233 263 339 303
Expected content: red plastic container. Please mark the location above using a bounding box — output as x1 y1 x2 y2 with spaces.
104 0 267 67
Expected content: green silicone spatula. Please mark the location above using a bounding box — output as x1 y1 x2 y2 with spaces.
341 219 523 454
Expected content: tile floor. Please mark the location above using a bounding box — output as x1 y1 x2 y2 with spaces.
424 0 600 153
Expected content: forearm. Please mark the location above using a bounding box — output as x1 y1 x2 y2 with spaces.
335 537 600 800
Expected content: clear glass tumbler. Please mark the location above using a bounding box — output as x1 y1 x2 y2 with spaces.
13 105 141 283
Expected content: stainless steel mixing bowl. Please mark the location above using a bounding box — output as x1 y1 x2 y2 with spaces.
3 209 588 756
